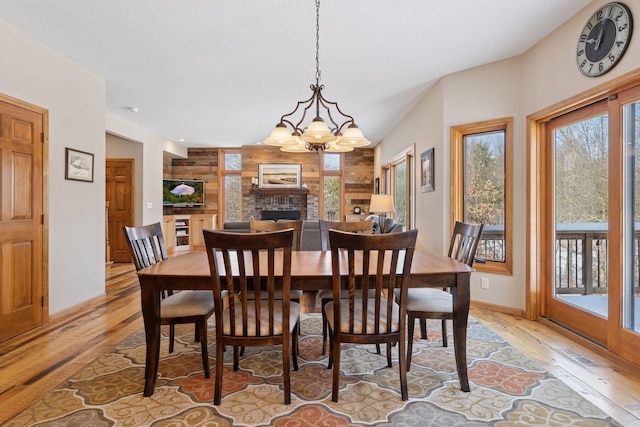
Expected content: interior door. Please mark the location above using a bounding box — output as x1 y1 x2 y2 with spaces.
0 96 46 342
106 159 133 263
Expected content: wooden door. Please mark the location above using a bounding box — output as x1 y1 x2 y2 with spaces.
0 95 46 342
106 159 133 262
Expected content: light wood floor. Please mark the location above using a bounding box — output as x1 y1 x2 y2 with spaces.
1 262 640 424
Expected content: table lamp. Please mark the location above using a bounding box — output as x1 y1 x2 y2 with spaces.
369 194 394 233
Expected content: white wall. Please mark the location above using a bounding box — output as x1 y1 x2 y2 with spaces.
0 19 106 313
376 0 640 311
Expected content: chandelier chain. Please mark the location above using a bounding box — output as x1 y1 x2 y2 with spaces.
315 0 321 85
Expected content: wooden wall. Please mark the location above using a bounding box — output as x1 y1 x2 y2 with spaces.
164 145 374 220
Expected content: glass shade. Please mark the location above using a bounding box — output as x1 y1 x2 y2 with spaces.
263 124 297 146
300 118 337 143
337 124 371 148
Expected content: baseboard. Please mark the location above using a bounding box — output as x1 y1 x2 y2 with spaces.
471 300 524 318
49 292 107 322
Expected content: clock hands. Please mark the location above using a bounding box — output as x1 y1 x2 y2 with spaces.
594 6 611 51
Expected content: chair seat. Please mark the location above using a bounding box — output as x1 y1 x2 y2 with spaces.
318 288 378 300
325 298 400 334
222 301 301 336
402 288 453 313
161 290 215 318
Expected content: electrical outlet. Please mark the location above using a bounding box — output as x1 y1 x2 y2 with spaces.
481 277 490 290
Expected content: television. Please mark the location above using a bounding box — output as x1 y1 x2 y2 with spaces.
163 179 205 207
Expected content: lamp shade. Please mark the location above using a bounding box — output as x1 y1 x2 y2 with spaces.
337 124 371 148
263 124 297 146
300 118 337 143
370 194 394 214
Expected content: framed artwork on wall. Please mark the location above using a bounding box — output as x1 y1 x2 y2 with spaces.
258 163 301 189
65 147 94 182
421 148 434 192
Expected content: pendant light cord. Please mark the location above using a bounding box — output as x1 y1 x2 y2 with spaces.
315 0 321 86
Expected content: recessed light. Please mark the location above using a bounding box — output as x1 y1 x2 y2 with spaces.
127 107 139 113
177 138 185 142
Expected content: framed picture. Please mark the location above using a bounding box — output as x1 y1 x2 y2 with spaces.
258 163 301 189
65 148 94 182
420 148 434 192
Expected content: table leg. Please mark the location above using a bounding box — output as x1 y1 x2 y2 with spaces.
139 277 161 396
452 272 470 392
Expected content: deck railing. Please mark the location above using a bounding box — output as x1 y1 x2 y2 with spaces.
479 223 639 296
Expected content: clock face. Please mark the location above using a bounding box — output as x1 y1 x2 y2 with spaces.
576 2 633 77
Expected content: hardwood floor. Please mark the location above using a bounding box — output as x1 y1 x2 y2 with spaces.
1 261 639 424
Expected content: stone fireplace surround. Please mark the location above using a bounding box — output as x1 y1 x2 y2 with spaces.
244 188 318 221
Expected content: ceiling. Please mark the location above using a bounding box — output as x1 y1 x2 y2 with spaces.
0 0 592 148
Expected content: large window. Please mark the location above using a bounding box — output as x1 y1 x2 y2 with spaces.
219 150 242 224
451 118 512 275
381 146 415 231
321 153 343 221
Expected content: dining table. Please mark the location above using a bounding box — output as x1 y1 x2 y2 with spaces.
136 249 474 397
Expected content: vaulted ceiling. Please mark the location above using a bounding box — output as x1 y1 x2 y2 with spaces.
0 0 592 147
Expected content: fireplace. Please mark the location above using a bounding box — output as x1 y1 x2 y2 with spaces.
261 210 301 221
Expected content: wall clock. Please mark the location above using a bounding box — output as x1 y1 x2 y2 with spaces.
576 2 633 77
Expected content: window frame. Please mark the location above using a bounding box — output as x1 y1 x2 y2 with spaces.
319 152 344 221
451 117 513 275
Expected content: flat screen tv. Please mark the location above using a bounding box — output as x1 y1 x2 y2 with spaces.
163 179 205 207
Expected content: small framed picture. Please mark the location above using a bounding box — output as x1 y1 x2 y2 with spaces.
421 148 434 192
65 148 94 182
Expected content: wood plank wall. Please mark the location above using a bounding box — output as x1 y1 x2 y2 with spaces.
164 146 374 220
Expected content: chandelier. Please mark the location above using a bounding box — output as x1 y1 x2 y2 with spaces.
263 0 371 153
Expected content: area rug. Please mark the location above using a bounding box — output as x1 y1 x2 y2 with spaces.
5 314 621 426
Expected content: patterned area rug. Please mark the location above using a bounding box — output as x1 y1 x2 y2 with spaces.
6 314 621 426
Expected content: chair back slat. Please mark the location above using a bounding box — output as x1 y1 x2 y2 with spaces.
250 220 303 251
448 221 484 266
319 219 373 251
204 229 293 338
329 229 418 337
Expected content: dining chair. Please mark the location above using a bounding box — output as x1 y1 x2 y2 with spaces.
401 221 483 369
249 219 304 302
318 219 373 354
123 222 215 378
325 229 418 402
203 228 300 405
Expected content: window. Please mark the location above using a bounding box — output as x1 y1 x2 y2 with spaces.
219 150 242 223
381 146 415 231
321 153 342 221
451 118 512 275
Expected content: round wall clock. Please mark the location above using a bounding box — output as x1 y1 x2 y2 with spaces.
353 206 361 214
576 2 633 77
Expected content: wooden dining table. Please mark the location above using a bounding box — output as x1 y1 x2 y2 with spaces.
136 250 474 397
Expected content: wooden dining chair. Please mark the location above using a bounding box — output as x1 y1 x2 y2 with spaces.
401 221 483 369
249 219 303 302
325 229 418 402
203 228 300 405
318 219 373 354
123 223 215 378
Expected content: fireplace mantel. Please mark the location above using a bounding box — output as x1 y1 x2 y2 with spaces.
249 188 309 196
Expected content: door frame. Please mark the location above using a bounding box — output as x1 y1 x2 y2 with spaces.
0 92 49 323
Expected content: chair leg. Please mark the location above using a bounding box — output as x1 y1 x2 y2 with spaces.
399 329 408 401
233 346 240 371
407 314 415 372
321 299 329 355
419 318 427 339
331 334 341 402
327 327 334 369
441 319 448 347
386 342 392 367
292 319 300 371
214 338 224 405
199 320 210 378
283 333 292 404
194 323 200 342
169 324 175 353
